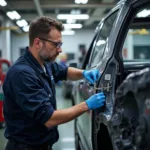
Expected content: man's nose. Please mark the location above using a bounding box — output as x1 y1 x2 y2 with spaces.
57 47 62 53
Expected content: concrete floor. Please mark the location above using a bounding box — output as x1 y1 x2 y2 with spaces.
0 86 75 150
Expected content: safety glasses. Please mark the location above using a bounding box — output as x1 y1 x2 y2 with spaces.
39 37 63 49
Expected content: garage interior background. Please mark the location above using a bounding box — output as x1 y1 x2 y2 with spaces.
1 0 150 150
0 1 120 150
0 0 120 64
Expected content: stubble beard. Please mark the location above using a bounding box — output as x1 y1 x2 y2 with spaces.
39 46 59 63
39 51 57 63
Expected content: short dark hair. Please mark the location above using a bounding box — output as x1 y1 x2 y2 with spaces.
29 16 64 46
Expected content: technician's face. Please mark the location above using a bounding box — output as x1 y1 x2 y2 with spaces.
39 28 62 62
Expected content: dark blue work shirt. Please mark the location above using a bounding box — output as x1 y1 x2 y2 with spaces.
3 48 68 146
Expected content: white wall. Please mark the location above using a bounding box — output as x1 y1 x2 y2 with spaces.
134 35 150 45
4 30 150 62
11 33 29 62
0 19 12 61
0 32 3 51
62 29 94 52
11 29 94 62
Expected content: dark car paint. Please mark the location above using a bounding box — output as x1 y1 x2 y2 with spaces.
62 60 78 99
72 0 150 150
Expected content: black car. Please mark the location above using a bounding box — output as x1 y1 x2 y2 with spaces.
72 0 150 150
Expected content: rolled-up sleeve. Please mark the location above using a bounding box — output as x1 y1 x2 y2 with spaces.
10 70 54 125
51 62 68 83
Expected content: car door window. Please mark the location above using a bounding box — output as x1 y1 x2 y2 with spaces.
82 31 99 70
122 8 150 62
89 11 118 68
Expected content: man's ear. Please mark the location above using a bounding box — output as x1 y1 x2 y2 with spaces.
34 38 42 49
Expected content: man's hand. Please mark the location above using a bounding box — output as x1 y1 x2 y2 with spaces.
45 92 105 128
82 69 100 84
85 92 105 110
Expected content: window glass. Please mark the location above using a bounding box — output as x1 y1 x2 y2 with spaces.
90 11 118 68
2 63 9 73
83 32 99 70
122 7 150 62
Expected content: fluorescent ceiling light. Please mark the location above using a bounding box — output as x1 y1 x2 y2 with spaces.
23 26 29 32
0 0 7 6
137 9 150 18
62 30 75 35
75 0 81 4
75 0 88 4
16 19 28 27
57 14 89 20
81 0 88 4
7 11 21 20
64 24 82 29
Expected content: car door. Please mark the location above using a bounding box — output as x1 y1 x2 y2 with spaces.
74 30 100 149
76 10 119 150
108 1 150 149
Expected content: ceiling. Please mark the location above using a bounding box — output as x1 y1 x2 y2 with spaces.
0 0 118 32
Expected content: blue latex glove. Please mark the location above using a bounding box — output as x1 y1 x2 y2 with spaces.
85 92 105 110
82 69 100 85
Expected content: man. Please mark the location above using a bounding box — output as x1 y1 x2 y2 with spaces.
3 16 105 150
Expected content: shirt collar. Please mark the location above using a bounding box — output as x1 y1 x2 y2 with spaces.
24 47 45 74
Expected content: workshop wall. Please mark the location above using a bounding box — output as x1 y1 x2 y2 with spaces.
11 29 95 62
1 30 150 63
134 35 150 45
0 19 13 61
11 33 29 63
0 32 3 57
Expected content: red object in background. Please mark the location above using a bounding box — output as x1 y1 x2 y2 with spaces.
123 48 127 58
0 59 11 84
0 59 11 127
0 99 4 123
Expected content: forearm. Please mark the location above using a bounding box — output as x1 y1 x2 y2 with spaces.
67 67 84 80
45 102 88 128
